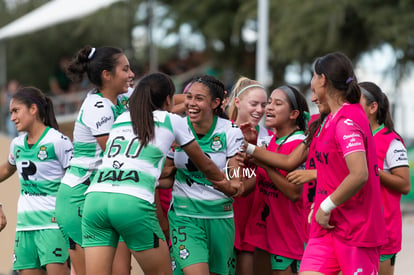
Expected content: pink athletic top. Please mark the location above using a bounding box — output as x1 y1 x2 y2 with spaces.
374 125 408 254
233 125 273 252
302 115 326 241
245 132 306 260
311 103 387 247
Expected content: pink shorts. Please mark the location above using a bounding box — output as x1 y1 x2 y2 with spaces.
299 232 380 275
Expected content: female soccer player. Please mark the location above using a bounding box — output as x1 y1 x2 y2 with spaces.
55 45 135 275
0 87 73 274
359 81 410 275
81 72 234 275
299 52 387 275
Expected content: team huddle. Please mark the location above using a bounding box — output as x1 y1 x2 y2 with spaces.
0 46 410 275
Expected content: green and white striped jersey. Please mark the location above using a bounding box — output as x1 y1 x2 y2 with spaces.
86 110 195 204
62 88 131 187
170 116 244 219
8 127 73 231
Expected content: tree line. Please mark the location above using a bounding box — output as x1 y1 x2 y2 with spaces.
1 0 413 93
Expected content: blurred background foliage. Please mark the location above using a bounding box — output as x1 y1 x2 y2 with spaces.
1 0 414 93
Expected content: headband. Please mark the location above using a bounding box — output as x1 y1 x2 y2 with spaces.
360 87 376 103
278 85 298 110
236 84 265 98
88 47 96 60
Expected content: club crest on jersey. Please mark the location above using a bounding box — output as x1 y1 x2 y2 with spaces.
210 136 223 151
37 146 48 160
171 256 177 271
179 245 190 260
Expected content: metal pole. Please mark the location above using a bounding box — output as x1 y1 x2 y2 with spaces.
147 0 158 72
255 0 269 88
0 42 6 88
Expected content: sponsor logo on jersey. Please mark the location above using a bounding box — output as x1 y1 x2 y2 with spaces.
210 135 223 151
343 119 354 126
37 146 48 160
96 116 112 129
343 132 360 140
112 160 124 169
97 170 139 183
94 101 104 108
52 248 63 257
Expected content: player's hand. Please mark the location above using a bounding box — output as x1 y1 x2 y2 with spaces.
315 207 334 229
239 122 258 144
0 207 7 232
287 170 315 185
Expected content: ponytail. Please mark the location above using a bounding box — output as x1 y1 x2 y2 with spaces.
12 87 59 130
314 52 360 104
67 45 123 88
359 81 396 134
129 72 175 147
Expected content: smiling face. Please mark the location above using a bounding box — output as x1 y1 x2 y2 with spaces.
311 88 330 115
184 82 220 125
235 87 267 126
310 72 330 114
265 89 297 131
106 54 135 94
9 99 37 133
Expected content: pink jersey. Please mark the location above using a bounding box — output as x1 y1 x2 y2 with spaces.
374 125 407 254
245 132 306 260
311 103 387 247
233 125 273 252
302 115 326 241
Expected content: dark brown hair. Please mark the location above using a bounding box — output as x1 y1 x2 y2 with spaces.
66 45 123 88
314 52 360 104
190 75 228 119
359 81 397 135
129 72 175 147
12 86 59 130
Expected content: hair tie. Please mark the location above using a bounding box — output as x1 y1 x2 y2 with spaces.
88 47 96 60
236 84 265 98
345 77 353 85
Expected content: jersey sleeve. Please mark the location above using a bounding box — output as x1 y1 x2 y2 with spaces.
335 118 366 157
167 147 175 160
384 138 409 170
8 140 16 166
81 100 115 137
226 125 244 158
54 134 74 169
171 114 195 147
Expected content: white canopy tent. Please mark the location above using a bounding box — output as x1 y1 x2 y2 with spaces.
0 0 124 85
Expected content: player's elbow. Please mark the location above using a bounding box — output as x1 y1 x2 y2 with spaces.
401 182 411 195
